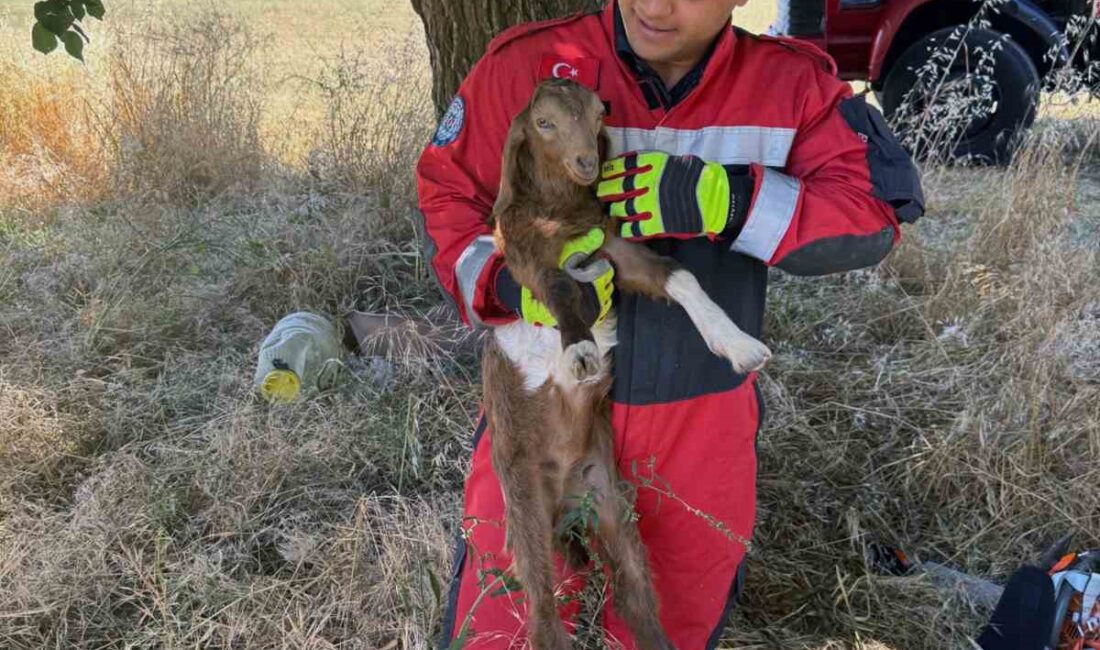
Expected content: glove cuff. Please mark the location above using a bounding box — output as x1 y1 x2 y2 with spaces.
723 167 754 239
493 263 523 315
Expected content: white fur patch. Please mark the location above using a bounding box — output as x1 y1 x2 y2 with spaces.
494 313 618 392
665 270 771 373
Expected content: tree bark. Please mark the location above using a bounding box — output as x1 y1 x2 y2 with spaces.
410 0 605 117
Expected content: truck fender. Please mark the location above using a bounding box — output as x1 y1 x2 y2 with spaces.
869 0 1069 82
868 0 935 82
997 0 1070 70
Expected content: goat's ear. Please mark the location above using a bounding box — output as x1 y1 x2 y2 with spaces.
493 114 528 215
597 127 611 164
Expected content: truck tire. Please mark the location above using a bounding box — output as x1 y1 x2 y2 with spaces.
880 27 1040 164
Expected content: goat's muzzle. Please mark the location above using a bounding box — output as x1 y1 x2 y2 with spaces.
567 153 600 185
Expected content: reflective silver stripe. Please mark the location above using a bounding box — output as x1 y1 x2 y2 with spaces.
731 167 801 262
603 125 796 166
455 235 497 328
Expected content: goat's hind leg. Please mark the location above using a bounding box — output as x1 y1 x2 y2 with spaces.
600 236 771 373
484 345 571 650
570 445 673 650
497 460 572 650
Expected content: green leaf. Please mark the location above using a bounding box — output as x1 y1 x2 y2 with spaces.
479 567 522 597
447 628 468 650
40 8 75 37
489 579 521 598
69 0 84 20
31 22 58 54
72 22 88 41
34 1 51 22
60 30 84 61
85 0 105 19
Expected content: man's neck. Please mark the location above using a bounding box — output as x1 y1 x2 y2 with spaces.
611 3 724 109
645 58 701 90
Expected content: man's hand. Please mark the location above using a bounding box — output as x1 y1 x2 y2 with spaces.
596 151 752 241
496 228 615 329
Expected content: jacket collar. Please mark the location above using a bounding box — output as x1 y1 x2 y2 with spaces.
602 0 733 110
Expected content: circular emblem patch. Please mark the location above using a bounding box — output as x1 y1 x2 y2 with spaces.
432 96 465 147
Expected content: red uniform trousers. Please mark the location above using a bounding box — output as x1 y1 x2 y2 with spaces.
439 377 763 650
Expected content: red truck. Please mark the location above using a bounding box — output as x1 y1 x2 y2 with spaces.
772 0 1098 161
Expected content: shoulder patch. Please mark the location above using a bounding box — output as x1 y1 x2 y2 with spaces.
737 27 837 76
487 10 599 56
431 96 465 147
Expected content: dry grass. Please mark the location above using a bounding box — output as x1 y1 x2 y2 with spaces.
102 13 267 203
713 121 1100 648
0 62 107 213
1 3 1099 650
0 9 460 648
303 37 433 195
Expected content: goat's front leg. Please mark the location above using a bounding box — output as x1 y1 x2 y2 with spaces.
533 267 602 383
600 236 771 373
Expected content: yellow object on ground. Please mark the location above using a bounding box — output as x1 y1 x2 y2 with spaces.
254 311 345 402
260 368 302 402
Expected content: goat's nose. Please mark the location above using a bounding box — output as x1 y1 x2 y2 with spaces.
576 154 598 175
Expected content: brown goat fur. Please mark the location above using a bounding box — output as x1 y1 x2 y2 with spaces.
483 78 770 650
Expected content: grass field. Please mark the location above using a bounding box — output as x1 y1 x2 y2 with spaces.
0 0 775 154
0 0 428 160
1 1 1099 649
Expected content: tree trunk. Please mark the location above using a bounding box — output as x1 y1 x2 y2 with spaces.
410 0 605 117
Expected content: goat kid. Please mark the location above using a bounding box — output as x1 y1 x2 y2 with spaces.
482 78 770 650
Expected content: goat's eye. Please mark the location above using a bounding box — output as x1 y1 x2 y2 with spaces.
536 118 554 130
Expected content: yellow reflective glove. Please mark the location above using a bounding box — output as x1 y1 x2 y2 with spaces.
597 151 747 241
517 228 614 328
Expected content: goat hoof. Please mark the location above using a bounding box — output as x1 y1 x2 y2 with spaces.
723 337 772 374
563 340 601 382
700 316 772 373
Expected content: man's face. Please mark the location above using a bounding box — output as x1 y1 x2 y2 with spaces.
619 0 745 67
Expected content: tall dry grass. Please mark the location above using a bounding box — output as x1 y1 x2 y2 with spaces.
1 10 458 649
0 4 1098 650
102 12 266 204
0 10 265 212
710 123 1100 648
303 36 433 198
0 61 106 213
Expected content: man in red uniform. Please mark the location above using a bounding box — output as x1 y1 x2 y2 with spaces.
416 0 924 647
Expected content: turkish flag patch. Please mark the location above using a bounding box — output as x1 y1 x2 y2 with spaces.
539 54 600 89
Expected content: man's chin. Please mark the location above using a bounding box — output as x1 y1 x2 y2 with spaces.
627 40 683 66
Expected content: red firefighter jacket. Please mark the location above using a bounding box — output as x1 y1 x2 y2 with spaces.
415 2 923 406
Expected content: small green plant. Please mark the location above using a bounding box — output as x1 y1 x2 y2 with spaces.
31 0 105 61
